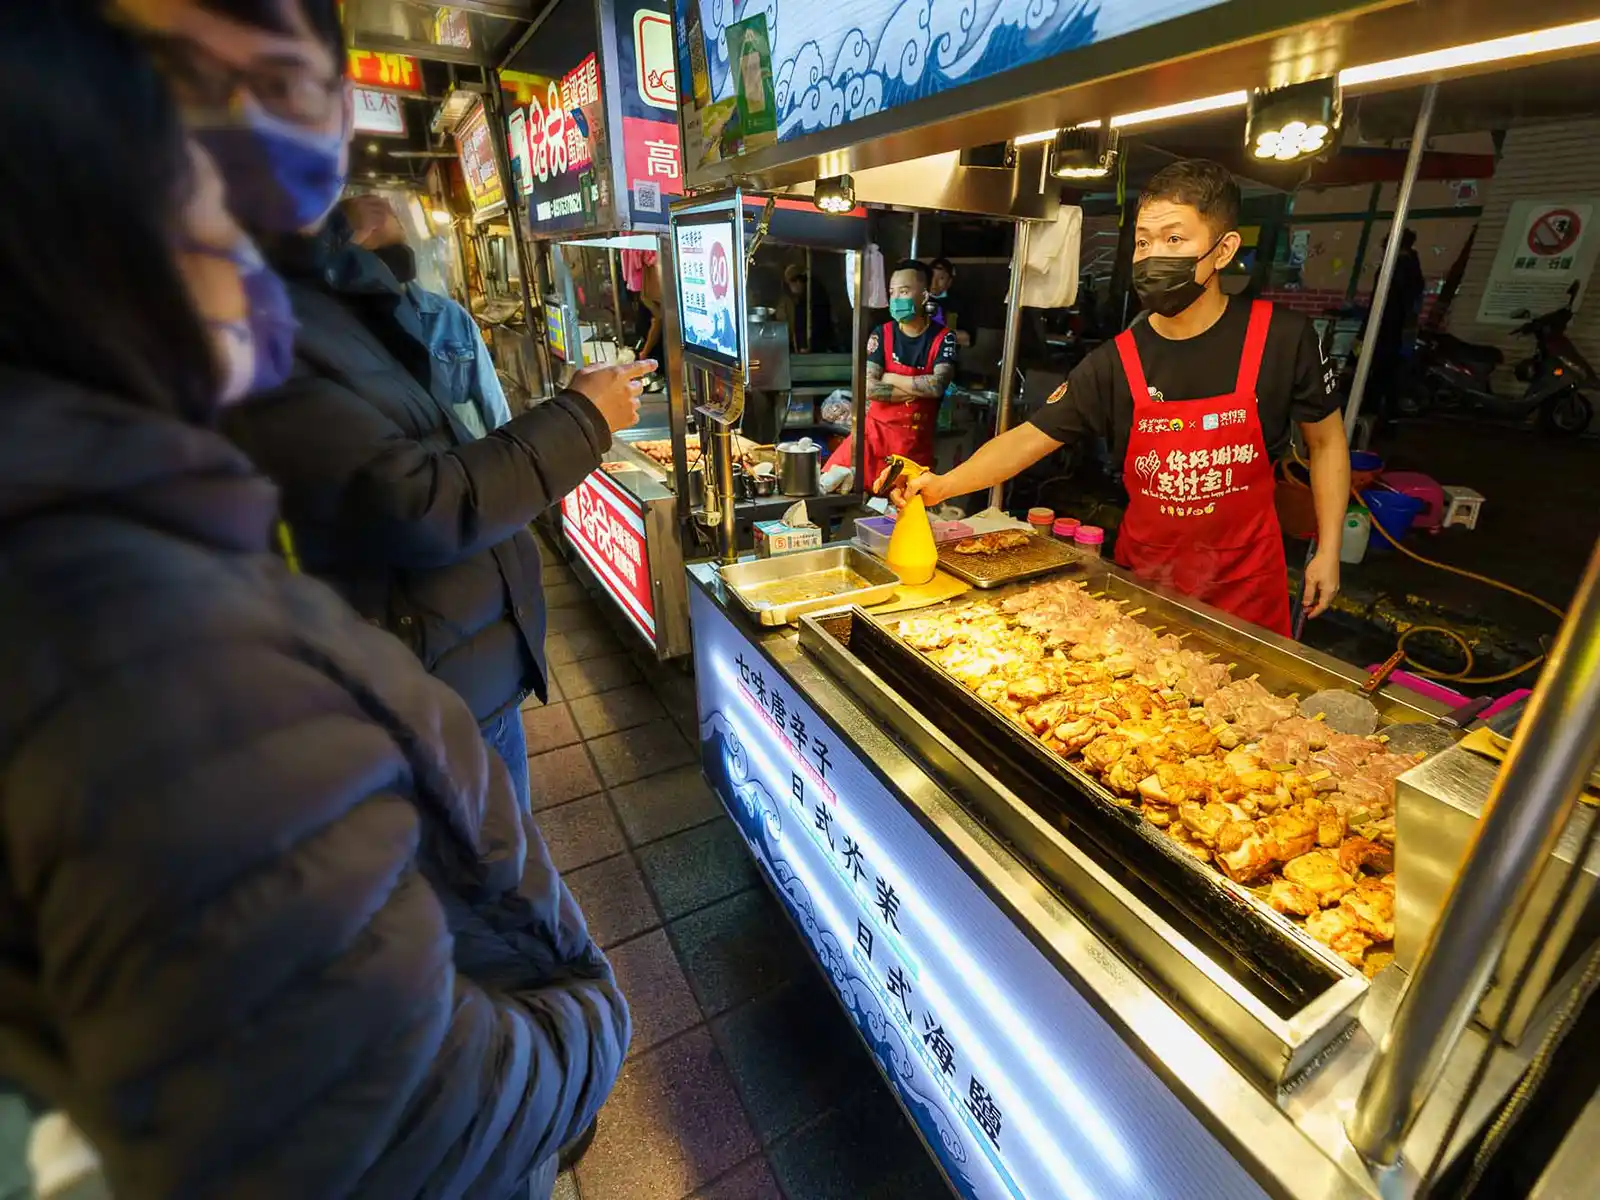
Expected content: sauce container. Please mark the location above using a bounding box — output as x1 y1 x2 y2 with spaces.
1026 507 1055 537
1074 525 1105 558
1052 517 1080 542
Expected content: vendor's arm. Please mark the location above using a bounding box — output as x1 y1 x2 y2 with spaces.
899 344 1112 505
1301 412 1349 617
1293 321 1349 618
886 327 960 400
900 423 1063 506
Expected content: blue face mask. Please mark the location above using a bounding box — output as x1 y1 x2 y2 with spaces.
186 239 299 399
889 296 920 321
196 95 348 233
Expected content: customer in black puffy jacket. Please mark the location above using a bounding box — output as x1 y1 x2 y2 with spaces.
219 185 652 814
0 6 627 1197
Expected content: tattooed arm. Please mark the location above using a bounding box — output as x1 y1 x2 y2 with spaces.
909 363 954 397
867 360 895 400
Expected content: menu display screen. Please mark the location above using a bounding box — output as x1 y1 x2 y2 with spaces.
675 218 741 367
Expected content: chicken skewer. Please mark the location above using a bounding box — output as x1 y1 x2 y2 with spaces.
893 577 1420 977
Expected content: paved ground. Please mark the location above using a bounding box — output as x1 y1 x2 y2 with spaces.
1296 416 1597 690
532 537 949 1200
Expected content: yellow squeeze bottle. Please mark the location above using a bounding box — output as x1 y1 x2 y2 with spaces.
883 456 939 586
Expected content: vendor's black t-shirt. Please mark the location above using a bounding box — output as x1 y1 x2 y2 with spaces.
867 319 958 373
1028 298 1339 464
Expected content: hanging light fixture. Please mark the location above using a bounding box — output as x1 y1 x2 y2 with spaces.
1050 124 1119 179
1246 77 1341 163
812 174 856 214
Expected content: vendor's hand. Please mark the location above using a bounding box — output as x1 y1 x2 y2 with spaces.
882 470 947 510
569 360 656 433
1303 548 1341 618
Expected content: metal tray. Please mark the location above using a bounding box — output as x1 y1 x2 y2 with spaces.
937 533 1083 588
719 546 899 626
799 603 1369 1084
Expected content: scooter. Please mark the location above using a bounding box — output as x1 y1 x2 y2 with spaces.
1397 290 1595 436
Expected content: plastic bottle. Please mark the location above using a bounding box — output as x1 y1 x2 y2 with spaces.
883 456 939 585
1074 525 1105 558
1052 517 1081 542
1026 507 1055 537
1340 508 1370 565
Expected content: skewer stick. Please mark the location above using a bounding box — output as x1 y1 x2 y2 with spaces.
1127 606 1148 617
1312 711 1327 721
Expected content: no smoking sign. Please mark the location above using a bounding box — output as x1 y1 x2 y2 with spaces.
1528 208 1582 256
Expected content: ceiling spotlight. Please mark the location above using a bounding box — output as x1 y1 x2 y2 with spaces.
1246 78 1341 163
430 208 453 227
1051 125 1119 179
813 174 855 214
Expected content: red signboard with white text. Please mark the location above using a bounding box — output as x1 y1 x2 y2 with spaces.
562 470 656 643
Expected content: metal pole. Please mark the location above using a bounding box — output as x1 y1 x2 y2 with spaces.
910 211 922 259
1347 535 1600 1166
804 247 813 352
989 220 1032 511
850 224 870 494
482 79 543 388
608 249 628 364
656 233 693 532
1344 82 1437 438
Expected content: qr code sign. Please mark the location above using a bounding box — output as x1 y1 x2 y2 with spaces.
633 181 661 213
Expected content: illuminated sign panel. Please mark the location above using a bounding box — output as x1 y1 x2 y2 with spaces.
564 472 656 643
691 587 1273 1200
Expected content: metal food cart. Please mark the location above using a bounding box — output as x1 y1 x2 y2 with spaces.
669 0 1600 1195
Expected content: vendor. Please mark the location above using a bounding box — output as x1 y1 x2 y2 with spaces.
826 259 957 485
893 160 1349 636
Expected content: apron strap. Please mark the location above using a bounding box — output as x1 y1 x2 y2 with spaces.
1114 328 1150 403
1234 299 1274 400
923 327 950 372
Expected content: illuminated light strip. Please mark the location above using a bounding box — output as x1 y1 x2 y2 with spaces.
1339 18 1600 86
1008 21 1600 153
1110 90 1249 129
710 655 1137 1195
1014 119 1101 146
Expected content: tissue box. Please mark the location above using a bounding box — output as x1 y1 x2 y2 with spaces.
753 520 823 557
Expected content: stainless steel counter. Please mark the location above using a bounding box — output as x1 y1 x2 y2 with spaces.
685 557 1550 1200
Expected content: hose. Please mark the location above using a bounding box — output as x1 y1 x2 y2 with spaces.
1289 445 1564 684
1357 496 1560 685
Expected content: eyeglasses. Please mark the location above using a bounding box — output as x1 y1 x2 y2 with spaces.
142 32 343 128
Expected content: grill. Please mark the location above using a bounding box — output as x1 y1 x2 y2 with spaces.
937 534 1083 588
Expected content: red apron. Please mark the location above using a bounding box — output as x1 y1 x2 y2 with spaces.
1113 300 1292 637
825 321 947 485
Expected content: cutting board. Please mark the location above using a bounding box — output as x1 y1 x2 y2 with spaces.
870 570 971 615
1458 727 1600 804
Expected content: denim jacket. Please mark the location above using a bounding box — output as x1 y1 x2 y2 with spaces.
408 284 512 438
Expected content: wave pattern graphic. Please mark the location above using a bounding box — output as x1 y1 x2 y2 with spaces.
695 0 1100 142
698 709 978 1195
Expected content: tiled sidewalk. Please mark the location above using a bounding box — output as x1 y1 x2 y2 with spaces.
532 538 950 1200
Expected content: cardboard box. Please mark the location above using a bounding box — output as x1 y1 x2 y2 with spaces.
753 520 822 557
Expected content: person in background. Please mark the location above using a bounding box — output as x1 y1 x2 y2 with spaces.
1370 227 1427 431
342 193 513 435
928 255 975 347
2 6 628 1200
824 259 956 484
895 160 1348 635
781 261 835 352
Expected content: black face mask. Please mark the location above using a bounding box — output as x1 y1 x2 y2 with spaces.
1132 234 1227 318
374 242 417 285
